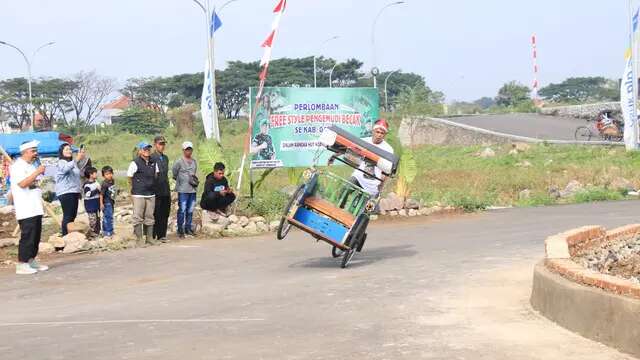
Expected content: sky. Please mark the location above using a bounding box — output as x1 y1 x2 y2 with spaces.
0 0 632 102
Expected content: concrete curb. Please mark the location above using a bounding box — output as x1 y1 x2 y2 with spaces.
531 224 640 357
424 117 623 146
531 262 640 357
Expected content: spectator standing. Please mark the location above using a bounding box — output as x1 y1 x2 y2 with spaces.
127 142 158 246
200 162 236 216
55 143 85 236
11 140 48 275
150 135 170 242
83 166 101 237
172 141 198 238
100 166 116 237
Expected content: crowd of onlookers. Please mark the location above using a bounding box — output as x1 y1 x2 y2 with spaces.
10 136 236 275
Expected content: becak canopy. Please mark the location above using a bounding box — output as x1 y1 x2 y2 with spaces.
0 131 77 158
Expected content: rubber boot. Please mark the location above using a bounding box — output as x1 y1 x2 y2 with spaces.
134 224 144 247
145 225 158 245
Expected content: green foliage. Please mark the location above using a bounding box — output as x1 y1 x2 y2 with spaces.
247 190 288 220
495 81 531 107
396 150 418 198
114 107 166 135
539 77 619 103
395 84 445 117
573 187 624 203
442 191 492 212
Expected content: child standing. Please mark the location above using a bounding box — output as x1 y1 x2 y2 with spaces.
83 166 101 237
100 166 116 237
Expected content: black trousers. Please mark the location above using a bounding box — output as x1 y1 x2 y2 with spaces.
18 215 42 263
58 193 79 236
200 193 236 212
153 195 171 239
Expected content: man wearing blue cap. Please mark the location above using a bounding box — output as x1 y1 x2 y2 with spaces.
127 141 159 246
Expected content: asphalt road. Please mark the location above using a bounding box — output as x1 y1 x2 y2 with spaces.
446 114 588 140
2 202 640 359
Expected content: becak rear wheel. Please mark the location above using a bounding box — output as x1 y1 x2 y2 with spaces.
277 184 305 240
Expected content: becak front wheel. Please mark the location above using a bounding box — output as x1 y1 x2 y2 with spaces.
277 184 305 240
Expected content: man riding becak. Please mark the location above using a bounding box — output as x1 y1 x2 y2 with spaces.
329 119 395 198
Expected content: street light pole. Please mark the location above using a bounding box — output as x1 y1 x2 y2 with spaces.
329 62 339 88
0 40 55 131
371 1 404 88
314 35 339 88
384 70 399 112
191 0 238 143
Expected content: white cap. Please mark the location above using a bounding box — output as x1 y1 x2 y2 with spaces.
19 140 40 152
182 141 194 150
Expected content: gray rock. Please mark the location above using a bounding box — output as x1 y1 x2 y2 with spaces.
418 207 433 216
257 222 270 233
228 215 239 223
380 192 404 211
0 238 17 248
512 142 531 152
516 161 532 168
397 209 407 216
239 216 250 227
249 216 266 224
2 221 9 227
408 209 419 217
519 189 531 200
610 177 635 192
479 148 496 158
548 186 561 199
508 149 519 156
389 210 399 217
244 222 259 235
217 216 231 228
222 223 244 237
0 205 14 215
67 221 90 234
202 224 224 238
48 234 66 248
561 180 584 198
62 232 88 253
38 242 55 254
404 198 420 210
269 221 281 232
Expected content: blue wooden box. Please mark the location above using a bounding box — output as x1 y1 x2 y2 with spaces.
293 207 348 244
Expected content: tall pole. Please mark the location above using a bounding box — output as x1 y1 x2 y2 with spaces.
631 0 639 147
371 1 404 88
314 35 339 88
384 70 399 112
329 62 339 88
0 41 54 132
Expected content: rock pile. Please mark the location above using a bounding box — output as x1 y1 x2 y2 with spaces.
378 192 454 217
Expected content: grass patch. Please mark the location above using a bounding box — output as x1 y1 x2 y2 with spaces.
573 187 625 203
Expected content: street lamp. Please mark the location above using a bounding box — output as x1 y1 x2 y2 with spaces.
191 0 239 143
0 40 55 131
314 35 339 88
329 62 339 88
384 70 400 112
371 1 405 88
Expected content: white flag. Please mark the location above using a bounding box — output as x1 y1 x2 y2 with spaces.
201 60 214 139
621 51 637 150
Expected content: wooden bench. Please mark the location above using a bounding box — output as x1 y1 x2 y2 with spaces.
304 196 355 227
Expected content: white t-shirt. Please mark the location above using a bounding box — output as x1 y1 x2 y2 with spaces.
10 158 44 220
127 160 160 198
351 138 394 196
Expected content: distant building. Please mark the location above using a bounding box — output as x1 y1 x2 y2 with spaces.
98 96 131 125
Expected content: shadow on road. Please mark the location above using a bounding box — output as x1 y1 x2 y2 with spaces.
288 244 417 269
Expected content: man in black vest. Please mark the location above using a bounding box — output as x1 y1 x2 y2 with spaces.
151 135 170 242
127 142 159 246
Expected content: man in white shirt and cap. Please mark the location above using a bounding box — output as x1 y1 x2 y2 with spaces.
10 140 48 275
350 119 394 197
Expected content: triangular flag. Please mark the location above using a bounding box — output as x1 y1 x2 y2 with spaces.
210 11 222 36
273 0 286 13
262 30 275 47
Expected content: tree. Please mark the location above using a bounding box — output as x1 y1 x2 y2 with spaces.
31 78 77 129
121 77 177 119
539 77 618 103
113 107 166 135
66 71 116 128
474 97 495 109
0 78 32 130
495 81 531 107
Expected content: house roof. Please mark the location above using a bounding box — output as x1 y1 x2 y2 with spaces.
102 96 131 110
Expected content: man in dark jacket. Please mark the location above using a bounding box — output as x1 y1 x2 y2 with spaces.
200 162 236 216
150 135 170 242
127 141 158 246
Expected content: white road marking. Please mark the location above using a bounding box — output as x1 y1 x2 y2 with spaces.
0 318 265 327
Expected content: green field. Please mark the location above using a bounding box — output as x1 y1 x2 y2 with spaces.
80 119 640 219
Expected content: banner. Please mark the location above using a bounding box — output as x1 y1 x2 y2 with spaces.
248 87 379 169
201 61 214 139
621 51 637 150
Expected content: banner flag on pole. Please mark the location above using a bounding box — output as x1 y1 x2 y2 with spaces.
236 0 287 198
201 61 214 139
622 6 640 151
